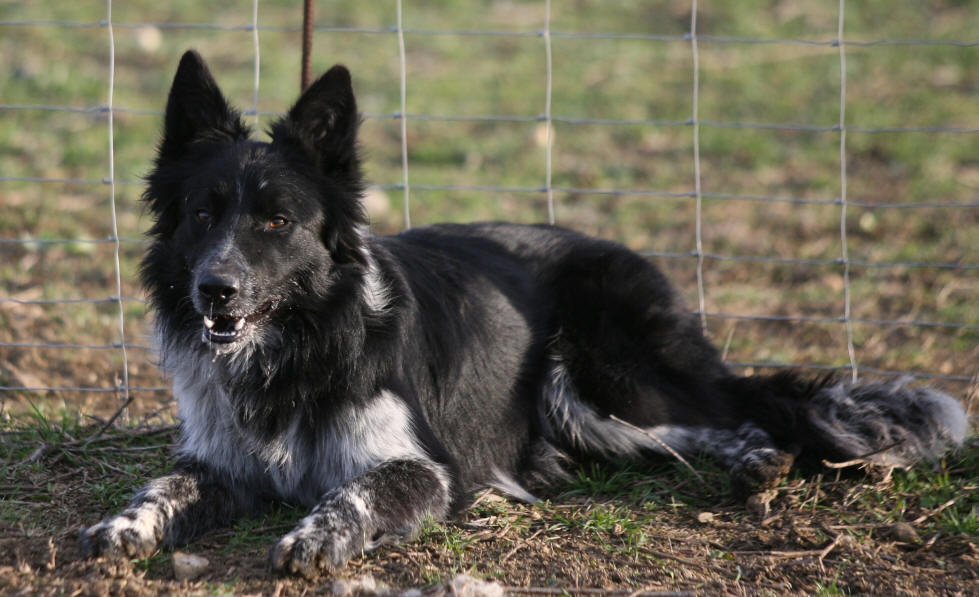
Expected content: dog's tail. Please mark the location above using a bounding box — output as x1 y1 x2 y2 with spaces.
724 372 969 467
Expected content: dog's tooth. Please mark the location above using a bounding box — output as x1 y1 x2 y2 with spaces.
203 316 215 329
234 318 246 331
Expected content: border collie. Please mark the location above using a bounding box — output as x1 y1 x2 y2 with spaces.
79 51 968 577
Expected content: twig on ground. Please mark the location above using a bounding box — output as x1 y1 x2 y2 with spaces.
965 370 978 417
720 323 737 361
506 588 694 597
384 545 424 570
816 533 846 570
733 533 847 567
500 528 544 563
608 414 710 490
647 550 701 567
84 394 138 445
468 488 501 509
14 425 177 467
821 440 905 469
73 443 175 453
21 443 54 465
912 498 957 525
734 548 819 558
918 533 941 550
95 459 141 478
45 537 57 571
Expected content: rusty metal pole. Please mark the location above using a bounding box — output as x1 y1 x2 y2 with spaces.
301 0 313 90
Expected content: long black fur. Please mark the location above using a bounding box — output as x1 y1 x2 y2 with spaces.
79 51 969 577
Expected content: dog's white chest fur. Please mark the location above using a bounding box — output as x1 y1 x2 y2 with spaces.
168 352 425 506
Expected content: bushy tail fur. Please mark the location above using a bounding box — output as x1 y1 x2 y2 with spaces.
726 372 969 467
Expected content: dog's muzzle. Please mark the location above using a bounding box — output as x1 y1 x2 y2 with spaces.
200 300 277 346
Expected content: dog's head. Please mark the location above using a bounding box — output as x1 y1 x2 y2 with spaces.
142 50 368 355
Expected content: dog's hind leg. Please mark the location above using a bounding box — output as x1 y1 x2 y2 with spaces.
538 357 793 497
78 458 254 558
537 239 958 503
537 242 802 496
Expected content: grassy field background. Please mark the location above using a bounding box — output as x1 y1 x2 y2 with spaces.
1 1 977 595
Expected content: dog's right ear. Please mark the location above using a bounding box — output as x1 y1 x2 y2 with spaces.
157 50 249 161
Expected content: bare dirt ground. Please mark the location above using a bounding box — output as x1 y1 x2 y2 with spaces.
2 423 976 597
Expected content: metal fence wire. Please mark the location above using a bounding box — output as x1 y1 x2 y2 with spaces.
0 1 977 421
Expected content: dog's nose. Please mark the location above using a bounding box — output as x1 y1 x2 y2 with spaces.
197 274 239 304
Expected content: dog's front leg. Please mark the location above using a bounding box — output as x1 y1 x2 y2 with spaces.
79 459 247 559
270 458 452 577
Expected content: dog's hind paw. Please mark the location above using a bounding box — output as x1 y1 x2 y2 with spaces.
745 489 778 519
729 447 794 498
78 513 161 559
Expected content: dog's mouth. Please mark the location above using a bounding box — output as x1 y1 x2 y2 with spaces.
201 300 277 345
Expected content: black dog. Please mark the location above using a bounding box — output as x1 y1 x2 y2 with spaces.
79 50 967 577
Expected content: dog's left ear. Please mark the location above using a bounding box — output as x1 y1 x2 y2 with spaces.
271 65 361 183
272 66 367 266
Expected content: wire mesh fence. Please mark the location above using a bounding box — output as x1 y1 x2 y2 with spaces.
0 1 976 423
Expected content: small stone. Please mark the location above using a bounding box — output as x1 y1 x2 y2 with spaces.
136 26 162 52
332 575 377 597
887 522 920 544
696 512 715 524
447 574 505 597
172 551 209 581
858 212 878 233
746 490 777 519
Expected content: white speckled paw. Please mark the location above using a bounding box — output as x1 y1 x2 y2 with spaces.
269 510 364 578
78 512 161 559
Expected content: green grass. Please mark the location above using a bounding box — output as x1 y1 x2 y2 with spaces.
892 448 979 536
415 521 482 583
813 567 850 597
219 504 305 554
0 407 174 531
2 407 977 592
547 503 653 555
1 0 977 416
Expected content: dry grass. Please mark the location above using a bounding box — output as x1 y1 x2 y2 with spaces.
1 421 977 596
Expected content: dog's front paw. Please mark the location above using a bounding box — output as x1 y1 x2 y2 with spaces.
269 507 366 578
78 513 161 559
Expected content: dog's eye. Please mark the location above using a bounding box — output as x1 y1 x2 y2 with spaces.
195 209 212 224
268 216 289 229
